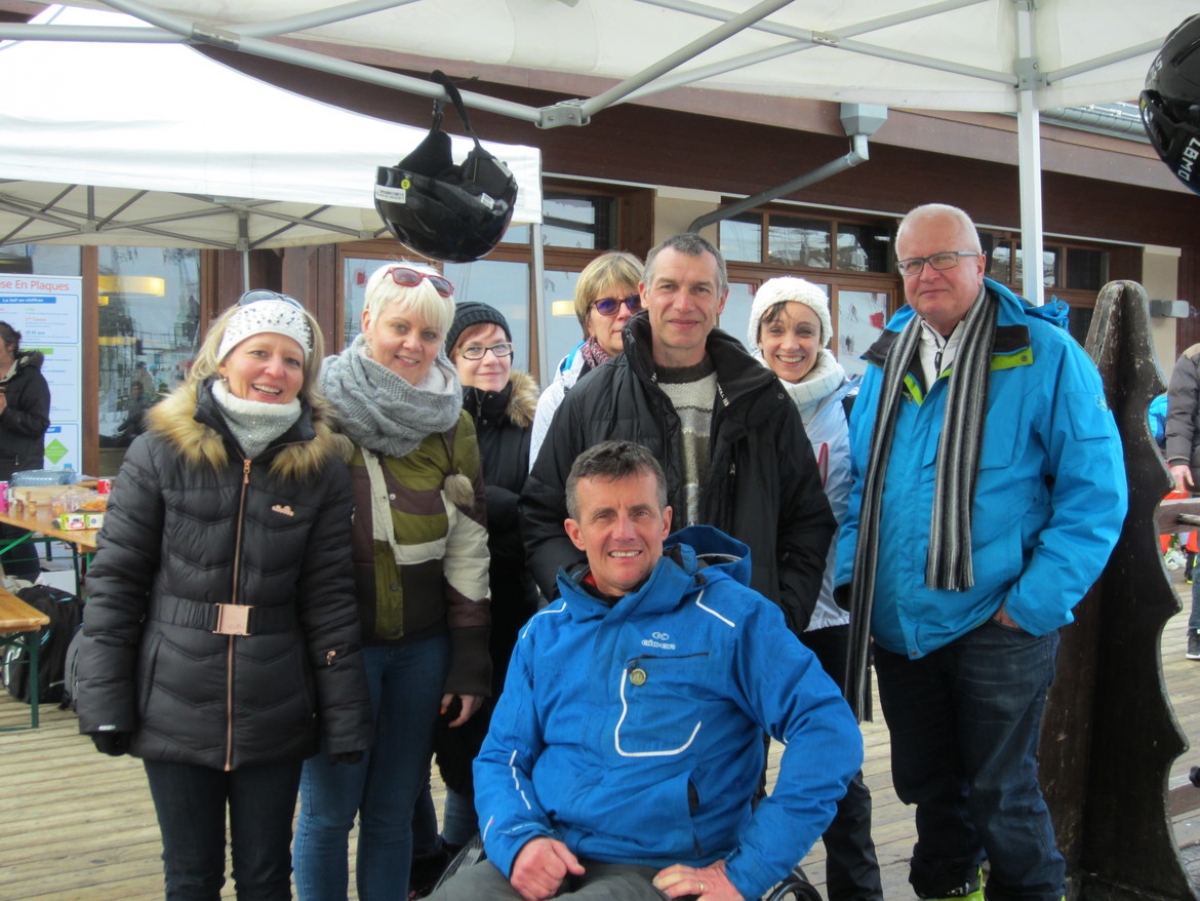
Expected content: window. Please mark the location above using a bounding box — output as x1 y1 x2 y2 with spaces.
542 192 618 249
719 214 762 263
1066 248 1108 291
768 215 831 268
836 290 889 378
0 244 81 277
838 223 892 273
442 259 531 372
97 247 201 474
719 210 892 274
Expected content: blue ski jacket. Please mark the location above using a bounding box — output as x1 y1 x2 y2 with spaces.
474 525 862 900
835 279 1127 657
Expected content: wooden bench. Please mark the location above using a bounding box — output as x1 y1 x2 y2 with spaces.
0 587 50 729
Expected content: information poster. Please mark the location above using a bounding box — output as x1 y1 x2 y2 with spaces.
0 275 83 471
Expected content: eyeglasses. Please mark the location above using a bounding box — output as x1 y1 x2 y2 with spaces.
458 342 514 361
387 266 454 298
590 294 642 317
895 251 981 277
238 289 305 310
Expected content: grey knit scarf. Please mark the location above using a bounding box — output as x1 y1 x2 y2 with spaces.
210 379 301 460
320 334 463 458
845 288 997 719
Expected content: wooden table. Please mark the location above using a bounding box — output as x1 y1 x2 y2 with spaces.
0 506 99 594
0 587 51 728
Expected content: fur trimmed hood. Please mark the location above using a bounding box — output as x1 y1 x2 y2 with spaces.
145 380 342 480
505 369 538 430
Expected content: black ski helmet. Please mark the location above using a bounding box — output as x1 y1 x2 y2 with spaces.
375 71 519 262
1141 14 1200 195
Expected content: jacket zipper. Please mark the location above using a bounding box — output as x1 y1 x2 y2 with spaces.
223 457 252 772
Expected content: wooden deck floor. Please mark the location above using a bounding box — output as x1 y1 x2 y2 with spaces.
3 570 1200 900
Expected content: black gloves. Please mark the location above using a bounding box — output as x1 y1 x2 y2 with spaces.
91 731 132 757
329 750 364 766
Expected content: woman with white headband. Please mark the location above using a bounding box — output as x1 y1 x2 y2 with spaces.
747 277 884 901
76 291 373 901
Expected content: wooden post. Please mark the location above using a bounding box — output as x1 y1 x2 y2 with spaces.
1041 280 1197 900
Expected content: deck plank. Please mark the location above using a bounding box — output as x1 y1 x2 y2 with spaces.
2 568 1198 899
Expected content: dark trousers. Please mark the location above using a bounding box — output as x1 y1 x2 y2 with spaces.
144 758 303 901
801 625 884 901
874 623 1064 901
427 859 669 900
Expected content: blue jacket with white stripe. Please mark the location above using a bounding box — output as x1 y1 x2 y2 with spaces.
473 525 862 901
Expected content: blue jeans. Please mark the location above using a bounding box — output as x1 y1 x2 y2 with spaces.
143 758 303 901
294 636 451 901
874 621 1064 901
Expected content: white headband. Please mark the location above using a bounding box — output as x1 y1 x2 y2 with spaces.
218 300 313 362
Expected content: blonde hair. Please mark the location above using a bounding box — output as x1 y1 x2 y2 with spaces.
572 251 643 333
190 301 328 411
363 263 455 339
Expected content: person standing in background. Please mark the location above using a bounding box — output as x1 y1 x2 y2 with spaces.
523 233 834 630
1166 344 1200 657
747 277 883 901
408 302 540 893
0 321 50 579
528 251 643 467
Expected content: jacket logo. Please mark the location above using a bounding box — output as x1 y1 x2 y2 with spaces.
641 635 676 650
272 504 295 517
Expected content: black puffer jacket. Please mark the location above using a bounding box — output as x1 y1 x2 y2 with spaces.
521 312 836 634
0 350 50 478
462 368 541 688
76 380 373 770
435 370 542 795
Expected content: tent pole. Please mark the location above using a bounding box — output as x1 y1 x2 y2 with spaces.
577 0 794 121
532 223 548 386
1015 0 1044 306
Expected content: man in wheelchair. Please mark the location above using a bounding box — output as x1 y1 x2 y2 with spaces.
429 441 861 901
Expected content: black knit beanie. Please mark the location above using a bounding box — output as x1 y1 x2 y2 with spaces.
445 301 512 355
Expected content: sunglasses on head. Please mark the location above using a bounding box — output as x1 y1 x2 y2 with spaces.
238 289 305 311
388 267 454 298
591 294 641 317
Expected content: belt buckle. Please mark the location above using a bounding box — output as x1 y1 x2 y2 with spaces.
213 604 251 636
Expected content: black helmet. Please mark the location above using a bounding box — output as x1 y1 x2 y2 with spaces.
1141 14 1200 195
375 71 519 263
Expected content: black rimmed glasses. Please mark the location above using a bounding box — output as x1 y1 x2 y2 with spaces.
590 294 642 317
459 342 515 361
238 289 305 310
896 251 981 277
387 266 454 298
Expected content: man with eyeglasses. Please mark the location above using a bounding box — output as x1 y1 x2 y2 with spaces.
523 232 836 643
835 203 1126 901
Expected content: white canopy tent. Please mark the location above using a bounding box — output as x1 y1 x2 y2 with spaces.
0 5 543 260
16 0 1196 303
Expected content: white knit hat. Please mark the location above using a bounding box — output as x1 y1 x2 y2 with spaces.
218 298 313 362
746 277 833 349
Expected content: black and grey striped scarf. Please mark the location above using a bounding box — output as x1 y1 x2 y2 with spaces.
845 289 997 720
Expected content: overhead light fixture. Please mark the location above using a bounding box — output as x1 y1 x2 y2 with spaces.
551 300 576 317
97 275 166 297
